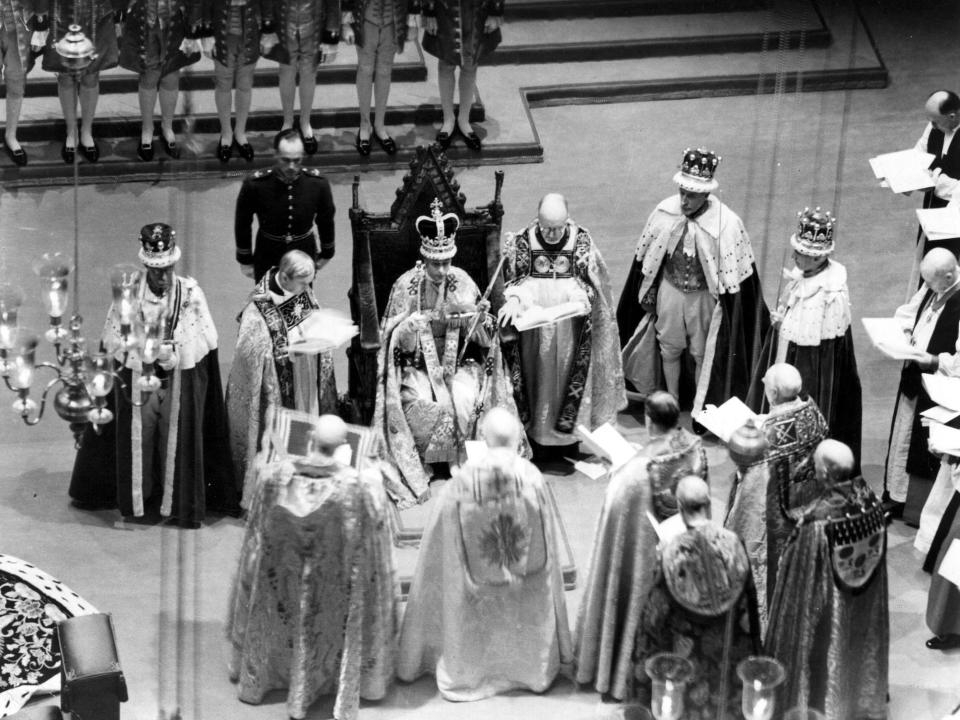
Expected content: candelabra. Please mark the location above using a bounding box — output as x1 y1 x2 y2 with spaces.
0 28 159 446
0 259 161 445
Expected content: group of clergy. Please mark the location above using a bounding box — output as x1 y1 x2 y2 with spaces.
63 128 960 720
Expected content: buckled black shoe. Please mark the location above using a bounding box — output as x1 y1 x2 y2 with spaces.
355 132 371 157
236 142 254 161
4 144 27 166
216 142 232 163
435 130 452 151
79 141 99 162
301 133 318 155
137 142 154 162
160 135 181 159
61 142 75 164
458 126 482 152
373 131 397 155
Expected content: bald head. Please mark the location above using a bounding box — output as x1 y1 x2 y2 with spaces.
309 414 348 455
676 475 711 526
482 406 521 450
920 248 960 294
813 439 855 485
537 193 569 244
763 363 803 406
926 91 960 134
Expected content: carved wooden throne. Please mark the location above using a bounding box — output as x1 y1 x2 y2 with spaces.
346 145 506 424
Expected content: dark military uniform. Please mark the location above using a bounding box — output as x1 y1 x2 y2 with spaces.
234 166 336 282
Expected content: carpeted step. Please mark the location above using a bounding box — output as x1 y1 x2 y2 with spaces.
11 101 485 142
4 38 427 100
504 0 761 21
490 7 828 65
0 122 542 188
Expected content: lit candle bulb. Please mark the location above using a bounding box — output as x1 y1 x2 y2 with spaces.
90 374 108 397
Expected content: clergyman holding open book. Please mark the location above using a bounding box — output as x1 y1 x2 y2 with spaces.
498 192 625 461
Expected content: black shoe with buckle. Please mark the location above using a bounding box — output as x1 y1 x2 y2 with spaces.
217 142 232 163
4 144 27 166
301 133 318 155
79 141 99 162
236 142 254 161
373 131 397 155
458 126 482 151
62 142 75 164
137 142 154 162
160 135 180 159
355 132 371 157
435 130 452 150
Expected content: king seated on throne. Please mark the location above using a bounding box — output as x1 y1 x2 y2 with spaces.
373 199 523 503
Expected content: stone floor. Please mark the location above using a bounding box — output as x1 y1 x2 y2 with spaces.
3 0 960 718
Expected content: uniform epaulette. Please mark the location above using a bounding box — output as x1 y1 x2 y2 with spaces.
251 168 273 179
303 167 323 177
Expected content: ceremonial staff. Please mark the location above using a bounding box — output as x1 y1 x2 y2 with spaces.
456 248 509 365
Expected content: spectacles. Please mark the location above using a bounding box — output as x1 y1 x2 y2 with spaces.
538 223 565 239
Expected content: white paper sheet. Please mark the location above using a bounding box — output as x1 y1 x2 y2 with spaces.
921 405 960 424
917 206 960 241
929 423 960 455
646 510 686 545
570 459 608 480
922 374 960 412
861 317 927 361
287 309 359 354
696 397 758 443
513 301 588 331
938 538 960 590
575 422 637 469
869 148 935 193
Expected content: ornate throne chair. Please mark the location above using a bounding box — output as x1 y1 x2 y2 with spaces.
346 145 506 425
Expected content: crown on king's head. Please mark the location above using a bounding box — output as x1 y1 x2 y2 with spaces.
791 206 836 257
416 198 460 261
138 222 182 268
673 147 721 193
680 147 721 180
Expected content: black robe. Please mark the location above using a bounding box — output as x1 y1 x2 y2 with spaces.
69 352 239 526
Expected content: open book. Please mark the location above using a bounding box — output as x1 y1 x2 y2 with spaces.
922 373 960 412
917 206 960 242
287 308 359 354
861 317 927 361
696 396 759 443
575 422 637 470
646 510 687 545
869 148 935 194
513 301 588 332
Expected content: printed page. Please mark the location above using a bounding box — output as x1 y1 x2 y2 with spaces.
861 317 926 361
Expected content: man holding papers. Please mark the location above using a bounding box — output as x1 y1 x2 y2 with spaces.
498 193 625 456
724 363 828 630
617 147 769 419
573 392 704 700
916 90 960 256
226 250 340 505
884 247 960 525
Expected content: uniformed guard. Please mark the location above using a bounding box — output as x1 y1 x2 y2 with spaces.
234 128 336 282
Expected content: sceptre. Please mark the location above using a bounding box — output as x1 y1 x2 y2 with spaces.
456 245 510 365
